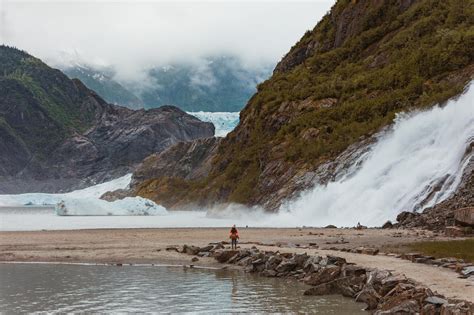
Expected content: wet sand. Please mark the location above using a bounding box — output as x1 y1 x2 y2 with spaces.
1 228 473 302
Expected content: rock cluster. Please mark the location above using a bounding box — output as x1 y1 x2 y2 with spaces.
395 158 474 232
323 246 474 280
180 243 474 314
395 210 474 236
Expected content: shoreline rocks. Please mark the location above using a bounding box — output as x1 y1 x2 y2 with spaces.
179 243 474 314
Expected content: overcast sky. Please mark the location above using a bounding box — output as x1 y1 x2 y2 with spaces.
1 0 333 81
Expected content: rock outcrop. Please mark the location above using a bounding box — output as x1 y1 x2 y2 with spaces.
396 156 474 231
0 46 214 193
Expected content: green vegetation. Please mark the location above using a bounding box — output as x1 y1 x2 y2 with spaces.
399 238 474 263
0 45 105 172
138 0 474 207
206 0 474 204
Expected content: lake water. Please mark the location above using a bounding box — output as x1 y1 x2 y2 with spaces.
0 264 366 313
0 206 270 231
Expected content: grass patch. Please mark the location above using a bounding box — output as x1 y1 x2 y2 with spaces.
407 238 474 263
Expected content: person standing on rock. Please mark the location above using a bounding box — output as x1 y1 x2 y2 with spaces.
229 225 239 249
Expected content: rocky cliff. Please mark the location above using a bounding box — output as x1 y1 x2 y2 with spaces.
131 0 473 211
0 46 214 193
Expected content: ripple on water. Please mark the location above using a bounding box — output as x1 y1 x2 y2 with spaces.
0 264 367 313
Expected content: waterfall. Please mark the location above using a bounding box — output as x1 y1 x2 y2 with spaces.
276 82 474 227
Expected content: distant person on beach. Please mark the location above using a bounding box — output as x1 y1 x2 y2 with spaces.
229 225 239 249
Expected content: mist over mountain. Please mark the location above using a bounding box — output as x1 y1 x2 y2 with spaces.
61 56 272 112
62 64 144 110
135 56 273 112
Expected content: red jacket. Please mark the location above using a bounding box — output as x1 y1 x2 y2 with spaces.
229 229 239 240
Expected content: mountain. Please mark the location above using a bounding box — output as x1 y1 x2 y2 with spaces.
63 64 144 109
137 56 272 112
126 0 473 211
61 56 272 112
0 45 215 193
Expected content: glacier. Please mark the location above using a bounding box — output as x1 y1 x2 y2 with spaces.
0 174 167 216
187 111 239 137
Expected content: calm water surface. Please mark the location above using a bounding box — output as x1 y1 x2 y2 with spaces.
0 264 366 313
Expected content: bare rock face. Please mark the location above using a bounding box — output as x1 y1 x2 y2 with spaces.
0 105 214 194
49 105 215 188
102 137 222 208
454 207 474 227
131 137 222 187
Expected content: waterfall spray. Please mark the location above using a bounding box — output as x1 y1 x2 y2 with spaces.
275 82 474 227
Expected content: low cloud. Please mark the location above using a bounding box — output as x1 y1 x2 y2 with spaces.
2 0 333 82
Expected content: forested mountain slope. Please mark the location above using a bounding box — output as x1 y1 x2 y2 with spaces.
131 0 473 210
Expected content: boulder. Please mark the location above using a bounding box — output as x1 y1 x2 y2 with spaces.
237 256 253 267
380 283 433 313
227 249 251 264
440 302 474 315
379 274 408 296
304 265 341 286
227 253 242 264
355 285 381 310
182 245 201 255
252 259 266 273
374 300 420 314
425 296 448 306
422 304 439 315
461 266 474 277
342 265 366 278
445 226 465 237
361 248 379 255
401 253 422 262
454 207 474 226
396 211 424 228
261 269 277 277
265 255 283 270
213 250 239 263
381 221 393 229
294 253 310 267
304 282 338 296
165 246 180 252
327 255 347 266
275 259 297 273
199 245 214 252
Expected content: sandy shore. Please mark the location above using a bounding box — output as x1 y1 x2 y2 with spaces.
1 227 473 302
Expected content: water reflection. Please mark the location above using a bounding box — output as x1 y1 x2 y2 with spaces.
0 264 366 313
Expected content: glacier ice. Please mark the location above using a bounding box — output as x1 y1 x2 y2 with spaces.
188 111 239 137
55 197 167 216
0 174 167 216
